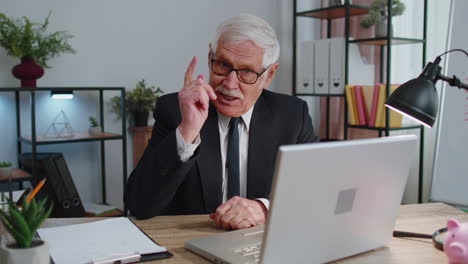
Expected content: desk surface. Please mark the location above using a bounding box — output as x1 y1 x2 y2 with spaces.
42 203 467 263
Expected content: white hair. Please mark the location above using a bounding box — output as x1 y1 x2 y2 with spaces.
211 14 280 68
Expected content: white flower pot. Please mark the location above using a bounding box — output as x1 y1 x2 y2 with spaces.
0 240 50 264
376 21 393 37
0 167 12 178
88 127 102 136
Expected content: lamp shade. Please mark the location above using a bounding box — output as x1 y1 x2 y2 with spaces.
385 78 438 127
385 62 441 128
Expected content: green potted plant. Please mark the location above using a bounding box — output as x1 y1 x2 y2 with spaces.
0 197 53 264
88 116 101 136
0 161 12 178
0 12 76 87
360 0 405 37
110 79 164 127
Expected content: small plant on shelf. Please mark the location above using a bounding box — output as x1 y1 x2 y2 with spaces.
0 161 12 168
360 0 405 37
88 116 101 136
110 79 164 127
89 116 99 127
0 161 12 177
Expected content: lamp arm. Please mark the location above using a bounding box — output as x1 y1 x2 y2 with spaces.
432 49 468 91
435 48 468 62
437 73 468 91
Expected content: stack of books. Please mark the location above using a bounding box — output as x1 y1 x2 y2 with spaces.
345 84 403 128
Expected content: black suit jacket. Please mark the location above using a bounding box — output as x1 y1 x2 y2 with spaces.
124 90 318 219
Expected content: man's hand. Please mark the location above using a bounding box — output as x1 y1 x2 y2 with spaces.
178 56 217 143
209 197 268 230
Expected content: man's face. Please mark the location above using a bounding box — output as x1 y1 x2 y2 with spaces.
209 39 279 117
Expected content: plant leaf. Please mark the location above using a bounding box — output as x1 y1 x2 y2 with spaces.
0 210 28 247
9 205 33 246
30 197 48 224
30 202 53 233
1 200 32 248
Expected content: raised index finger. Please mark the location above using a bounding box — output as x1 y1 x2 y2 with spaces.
184 56 198 86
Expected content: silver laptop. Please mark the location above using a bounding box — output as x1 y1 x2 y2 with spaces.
185 135 417 264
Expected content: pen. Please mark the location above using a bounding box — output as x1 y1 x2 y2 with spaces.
91 252 140 264
15 187 32 206
26 178 46 203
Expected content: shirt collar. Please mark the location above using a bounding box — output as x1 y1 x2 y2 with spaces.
218 105 254 132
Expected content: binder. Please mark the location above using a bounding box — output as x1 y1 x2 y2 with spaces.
297 40 315 94
38 217 172 264
314 39 329 94
329 37 345 94
19 153 86 217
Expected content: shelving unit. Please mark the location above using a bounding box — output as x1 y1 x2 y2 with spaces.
293 2 371 141
0 87 128 214
293 0 427 203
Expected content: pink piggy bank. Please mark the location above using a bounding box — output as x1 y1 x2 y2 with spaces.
445 219 468 264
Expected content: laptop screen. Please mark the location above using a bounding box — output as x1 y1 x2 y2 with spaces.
262 135 417 263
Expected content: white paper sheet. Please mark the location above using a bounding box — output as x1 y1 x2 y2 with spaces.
38 217 166 264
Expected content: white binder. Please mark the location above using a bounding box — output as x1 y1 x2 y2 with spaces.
314 39 329 94
297 41 315 94
329 37 345 94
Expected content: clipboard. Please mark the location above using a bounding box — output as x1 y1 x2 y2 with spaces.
38 217 172 264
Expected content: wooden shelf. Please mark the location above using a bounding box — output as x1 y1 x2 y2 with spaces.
347 125 422 131
0 168 32 182
349 37 425 46
296 4 369 19
20 132 123 145
295 93 345 97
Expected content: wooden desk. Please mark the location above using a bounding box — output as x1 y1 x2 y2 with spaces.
42 203 468 263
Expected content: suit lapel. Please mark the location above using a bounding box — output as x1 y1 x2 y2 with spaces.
247 93 275 198
198 105 223 212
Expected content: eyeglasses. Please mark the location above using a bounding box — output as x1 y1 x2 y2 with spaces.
210 53 269 85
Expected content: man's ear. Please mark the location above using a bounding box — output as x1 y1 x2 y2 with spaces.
269 63 279 78
208 44 212 67
262 62 279 89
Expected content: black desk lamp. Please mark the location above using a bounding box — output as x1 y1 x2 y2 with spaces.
388 49 468 248
385 49 468 127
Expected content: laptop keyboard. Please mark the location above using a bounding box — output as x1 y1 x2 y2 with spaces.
233 242 262 263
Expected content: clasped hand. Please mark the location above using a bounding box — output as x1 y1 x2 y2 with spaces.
210 196 268 230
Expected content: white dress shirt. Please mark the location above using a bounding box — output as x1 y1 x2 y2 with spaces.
175 107 269 210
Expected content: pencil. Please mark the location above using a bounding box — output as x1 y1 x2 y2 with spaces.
26 178 47 203
15 187 32 206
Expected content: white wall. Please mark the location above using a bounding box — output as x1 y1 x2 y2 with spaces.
0 0 290 209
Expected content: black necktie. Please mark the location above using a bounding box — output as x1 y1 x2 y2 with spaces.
227 117 240 199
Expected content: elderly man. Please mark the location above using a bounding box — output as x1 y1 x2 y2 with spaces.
125 14 318 230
